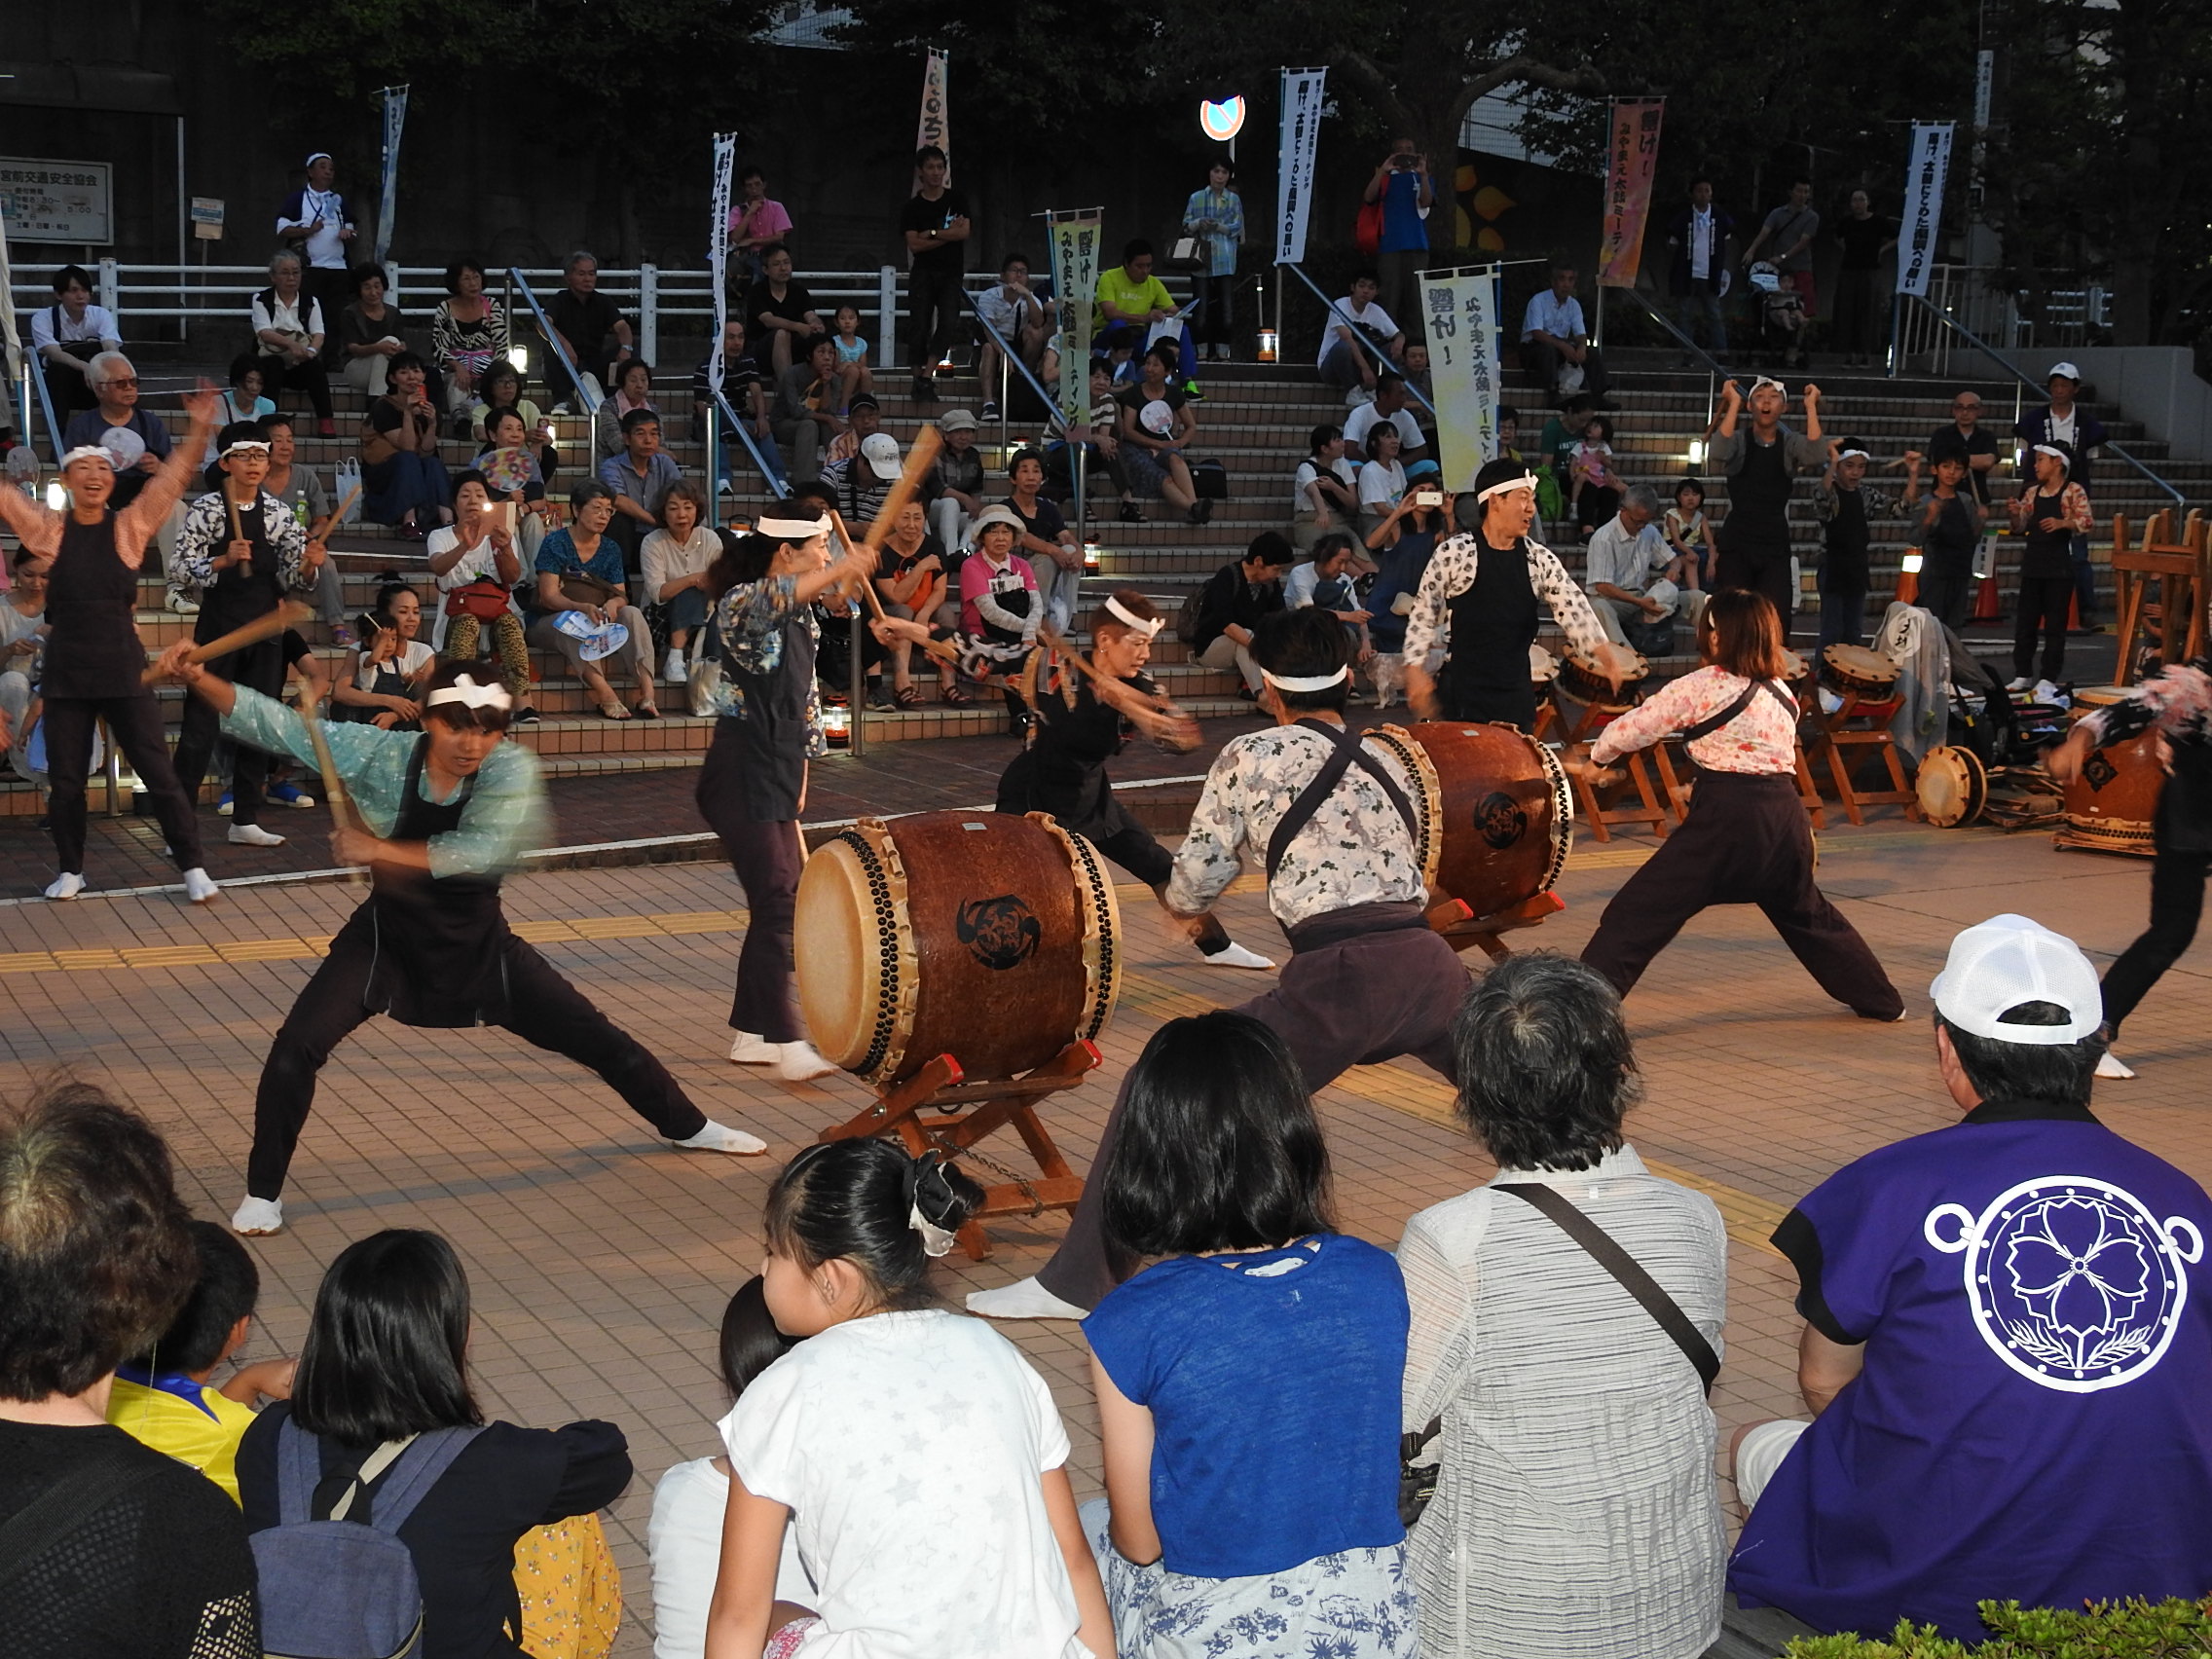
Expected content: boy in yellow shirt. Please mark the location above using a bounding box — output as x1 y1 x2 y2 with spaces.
106 1219 294 1502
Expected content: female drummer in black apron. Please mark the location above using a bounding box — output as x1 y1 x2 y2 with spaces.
1707 377 1830 625
695 506 933 1082
151 649 770 1235
996 587 1274 971
0 386 222 902
2005 439 2091 691
1400 457 1632 730
1577 587 1903 1019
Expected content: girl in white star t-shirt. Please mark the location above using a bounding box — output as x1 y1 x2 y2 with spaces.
705 1140 1113 1659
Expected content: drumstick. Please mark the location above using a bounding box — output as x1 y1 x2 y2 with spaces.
1037 621 1201 746
141 600 312 684
225 488 244 546
309 482 362 543
830 503 961 667
299 700 368 888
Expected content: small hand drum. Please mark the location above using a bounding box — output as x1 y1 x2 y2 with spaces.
1821 645 1900 700
1915 745 1987 828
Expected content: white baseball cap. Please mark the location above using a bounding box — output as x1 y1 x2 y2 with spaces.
1929 913 2103 1044
2046 361 2082 384
860 431 903 481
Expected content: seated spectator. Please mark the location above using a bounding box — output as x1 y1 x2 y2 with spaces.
1662 477 1714 592
976 251 1057 422
830 305 874 405
1187 533 1293 699
641 480 718 682
1364 489 1451 702
593 357 660 463
770 334 846 486
1758 267 1809 370
470 359 559 481
872 498 960 708
1586 485 1701 647
1568 412 1622 536
474 405 561 561
1402 952 1727 1659
956 505 1041 694
820 394 884 488
359 351 452 535
1047 360 1128 519
1004 446 1082 634
238 1230 631 1659
927 409 985 552
333 591 433 729
62 351 172 474
1 548 48 781
1292 423 1359 552
1521 264 1613 405
257 414 347 640
532 482 659 719
428 474 536 721
597 407 682 570
0 1084 261 1654
430 257 508 427
544 250 634 410
1344 374 1427 467
1283 532 1374 670
726 165 794 285
219 353 276 425
1317 269 1406 392
699 1139 1112 1659
1729 915 2212 1641
1356 422 1409 544
1095 240 1198 390
690 317 784 494
648 1277 808 1659
1083 1012 1416 1654
837 432 901 528
338 263 408 401
106 1219 295 1504
29 263 121 415
743 244 823 380
250 251 335 434
1115 343 1206 526
1400 339 1434 404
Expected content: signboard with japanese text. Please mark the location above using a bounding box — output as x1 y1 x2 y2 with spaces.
1422 268 1500 490
0 159 112 244
1898 123 1954 297
1048 208 1103 433
1598 101 1663 288
1274 68 1328 266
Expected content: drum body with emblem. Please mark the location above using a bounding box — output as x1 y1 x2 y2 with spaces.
795 810 1122 1085
2057 686 2162 858
1821 644 1900 701
1365 722 1573 923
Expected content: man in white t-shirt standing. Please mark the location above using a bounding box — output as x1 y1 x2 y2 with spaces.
275 153 356 368
28 265 122 415
1317 271 1406 393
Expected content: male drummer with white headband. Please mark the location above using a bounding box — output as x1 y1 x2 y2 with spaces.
1401 455 1635 730
153 647 772 1235
971 608 1470 1321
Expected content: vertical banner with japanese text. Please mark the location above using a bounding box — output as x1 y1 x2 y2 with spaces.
1897 122 1954 297
708 132 736 397
1048 208 1103 433
1598 99 1664 288
1274 67 1328 266
374 86 409 264
1421 267 1500 490
917 51 951 186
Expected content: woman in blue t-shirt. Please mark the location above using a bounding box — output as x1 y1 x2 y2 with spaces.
528 481 659 719
1081 1012 1419 1656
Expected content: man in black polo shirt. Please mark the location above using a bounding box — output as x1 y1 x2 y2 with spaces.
899 145 972 403
1187 532 1293 700
544 250 634 410
1929 388 2000 507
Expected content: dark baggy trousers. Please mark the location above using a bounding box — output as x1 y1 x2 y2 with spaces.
42 693 205 872
2102 837 2210 1040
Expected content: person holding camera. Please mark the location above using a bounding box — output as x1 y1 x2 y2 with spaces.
1364 139 1433 334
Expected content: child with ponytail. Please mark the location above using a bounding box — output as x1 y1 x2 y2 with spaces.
703 1140 1113 1659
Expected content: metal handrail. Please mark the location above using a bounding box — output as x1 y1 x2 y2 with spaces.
713 387 792 500
27 355 66 463
505 268 602 417
969 302 1083 525
1605 283 1723 444
1900 294 2186 511
1278 263 1440 423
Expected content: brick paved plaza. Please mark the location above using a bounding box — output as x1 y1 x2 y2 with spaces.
1 808 2203 1654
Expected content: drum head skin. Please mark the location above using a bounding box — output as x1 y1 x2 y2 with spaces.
1822 644 1900 695
1916 745 1986 828
1378 722 1573 921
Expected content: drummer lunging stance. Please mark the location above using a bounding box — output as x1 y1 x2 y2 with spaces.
970 608 1470 1320
151 651 771 1235
697 507 934 1081
0 386 222 902
2046 657 2212 1080
996 587 1273 971
1401 457 1637 730
1577 589 1903 1020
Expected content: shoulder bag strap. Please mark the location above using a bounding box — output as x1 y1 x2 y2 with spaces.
1265 719 1419 879
0 1445 160 1596
278 1414 320 1527
327 1432 419 1523
1676 679 1793 745
1493 1182 1720 1394
361 1424 488 1536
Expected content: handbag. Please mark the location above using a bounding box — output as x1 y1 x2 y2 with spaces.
446 579 512 621
1165 236 1205 272
560 571 622 608
686 623 722 717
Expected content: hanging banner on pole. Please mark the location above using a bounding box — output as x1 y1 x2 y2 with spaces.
373 86 409 264
916 50 951 188
1047 208 1103 433
1421 267 1500 490
1897 122 1954 298
708 132 736 397
1273 67 1328 266
1598 99 1664 288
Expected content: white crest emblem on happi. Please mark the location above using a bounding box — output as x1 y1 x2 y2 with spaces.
1926 1176 2204 1393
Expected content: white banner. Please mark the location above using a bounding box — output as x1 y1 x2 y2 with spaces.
1897 121 1954 298
917 50 950 187
374 87 409 264
1273 67 1327 267
1048 208 1103 434
1420 268 1500 491
708 132 736 398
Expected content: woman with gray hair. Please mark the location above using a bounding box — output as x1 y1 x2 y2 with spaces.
1398 951 1728 1659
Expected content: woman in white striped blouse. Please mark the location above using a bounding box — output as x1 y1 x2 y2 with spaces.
1398 952 1728 1659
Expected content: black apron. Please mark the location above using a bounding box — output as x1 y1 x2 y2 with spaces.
996 672 1148 840
41 511 146 699
1726 434 1793 559
1441 536 1540 730
697 609 816 823
341 737 513 1026
2020 489 2074 581
196 492 288 694
1822 487 1870 590
1925 493 1979 577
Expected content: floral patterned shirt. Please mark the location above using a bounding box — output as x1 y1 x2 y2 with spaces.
1590 665 1800 774
173 490 313 591
711 574 827 758
1165 722 1426 927
1400 533 1609 667
2082 662 2212 751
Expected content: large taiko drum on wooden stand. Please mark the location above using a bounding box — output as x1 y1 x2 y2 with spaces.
2056 686 2162 858
795 810 1123 1086
1364 722 1573 922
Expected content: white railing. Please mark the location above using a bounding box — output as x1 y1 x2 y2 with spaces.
1897 264 2112 367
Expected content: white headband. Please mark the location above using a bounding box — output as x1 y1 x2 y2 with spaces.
425 674 514 714
1836 448 1871 462
1262 665 1350 692
59 446 118 471
2033 444 2071 468
1103 595 1162 639
221 439 272 459
756 510 830 540
1475 471 1538 503
1747 376 1788 397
